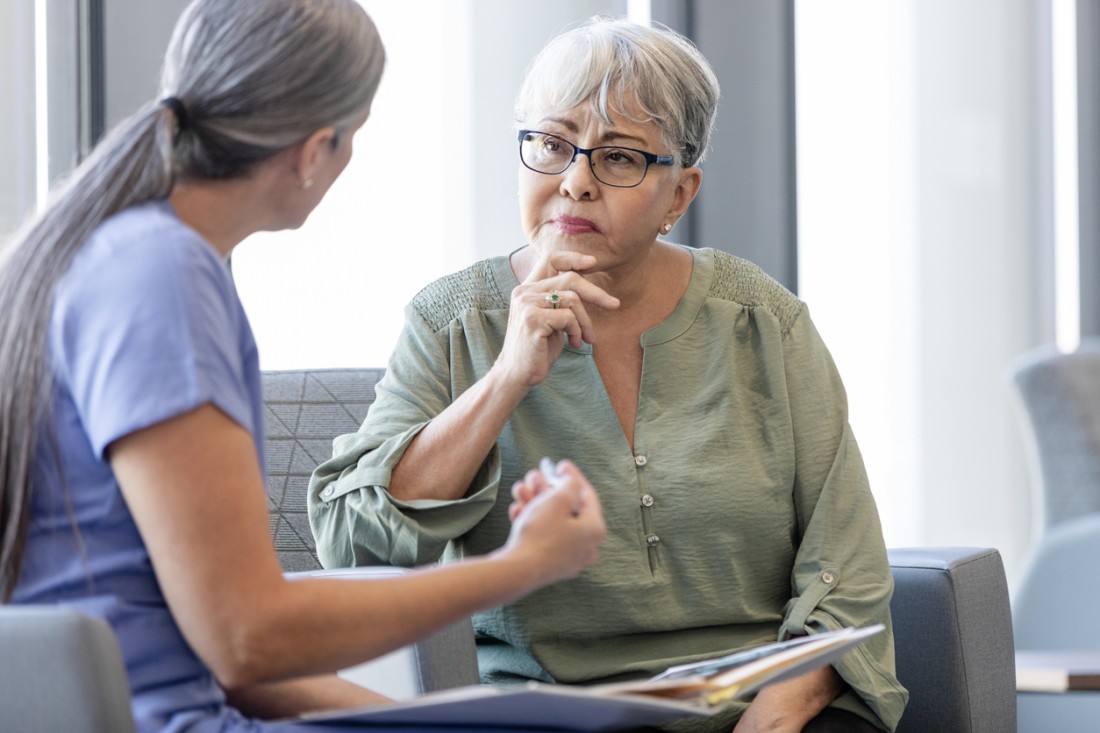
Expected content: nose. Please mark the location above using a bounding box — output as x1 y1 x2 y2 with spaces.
559 150 599 199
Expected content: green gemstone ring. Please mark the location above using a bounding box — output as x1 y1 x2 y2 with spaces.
545 290 561 309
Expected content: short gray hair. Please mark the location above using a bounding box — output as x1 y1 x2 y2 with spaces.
514 17 719 167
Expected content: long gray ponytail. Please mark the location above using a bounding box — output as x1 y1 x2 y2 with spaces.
0 0 385 600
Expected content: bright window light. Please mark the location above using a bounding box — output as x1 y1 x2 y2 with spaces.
232 0 470 370
1053 0 1080 353
34 0 48 208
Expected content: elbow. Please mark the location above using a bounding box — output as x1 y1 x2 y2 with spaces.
202 617 288 688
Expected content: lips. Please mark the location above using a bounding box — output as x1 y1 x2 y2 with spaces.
552 215 601 235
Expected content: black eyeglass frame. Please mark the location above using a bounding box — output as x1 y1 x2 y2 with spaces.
517 129 676 188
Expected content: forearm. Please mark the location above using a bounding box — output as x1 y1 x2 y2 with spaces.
224 673 391 720
248 548 539 679
734 665 844 733
388 364 529 501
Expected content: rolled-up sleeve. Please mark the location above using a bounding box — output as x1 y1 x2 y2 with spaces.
777 308 909 731
308 305 501 568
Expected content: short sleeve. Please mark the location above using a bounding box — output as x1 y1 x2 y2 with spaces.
51 209 254 458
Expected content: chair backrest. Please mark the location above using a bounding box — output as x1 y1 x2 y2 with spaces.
1009 339 1100 529
1012 512 1100 650
262 368 480 697
0 605 136 733
888 547 1016 733
262 368 385 571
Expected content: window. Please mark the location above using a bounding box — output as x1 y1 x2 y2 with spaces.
232 1 473 370
795 0 1050 579
232 1 631 369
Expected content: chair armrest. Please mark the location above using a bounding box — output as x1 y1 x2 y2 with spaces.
888 547 1016 733
0 605 135 733
286 567 480 699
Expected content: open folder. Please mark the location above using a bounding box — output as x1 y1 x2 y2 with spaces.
291 624 884 731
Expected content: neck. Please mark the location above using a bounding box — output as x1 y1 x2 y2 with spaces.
168 174 276 258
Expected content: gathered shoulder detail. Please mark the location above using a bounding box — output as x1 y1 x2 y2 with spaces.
706 249 804 334
408 258 511 332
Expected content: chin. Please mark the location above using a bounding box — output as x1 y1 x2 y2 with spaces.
270 213 310 232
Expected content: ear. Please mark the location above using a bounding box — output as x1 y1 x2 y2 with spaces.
292 126 339 186
667 166 703 221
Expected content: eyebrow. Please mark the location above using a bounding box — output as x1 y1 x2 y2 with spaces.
539 117 651 147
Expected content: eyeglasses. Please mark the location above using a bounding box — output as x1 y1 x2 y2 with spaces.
517 130 675 188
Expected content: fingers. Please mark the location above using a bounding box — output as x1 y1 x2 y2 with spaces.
509 273 615 350
516 288 588 348
552 460 604 522
523 250 621 311
509 469 548 521
522 250 596 284
509 460 603 526
496 250 621 388
505 459 606 584
517 460 604 529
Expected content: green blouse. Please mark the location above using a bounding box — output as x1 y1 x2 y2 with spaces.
308 247 908 731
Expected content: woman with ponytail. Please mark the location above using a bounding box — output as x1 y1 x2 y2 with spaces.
0 1 605 730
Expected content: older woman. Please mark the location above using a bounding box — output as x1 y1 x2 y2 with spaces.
310 17 906 733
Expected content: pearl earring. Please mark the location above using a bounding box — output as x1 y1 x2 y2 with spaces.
661 223 673 234
300 178 314 190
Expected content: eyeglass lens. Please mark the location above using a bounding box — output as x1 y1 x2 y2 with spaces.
520 132 651 187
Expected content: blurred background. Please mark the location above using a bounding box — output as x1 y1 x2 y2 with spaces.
1 0 1093 592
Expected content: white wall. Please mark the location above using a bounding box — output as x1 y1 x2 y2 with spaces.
465 0 627 261
103 0 191 129
797 0 1047 588
1 1 86 240
0 1 35 240
232 0 626 368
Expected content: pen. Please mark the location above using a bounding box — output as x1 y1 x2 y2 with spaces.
539 456 562 486
539 457 581 516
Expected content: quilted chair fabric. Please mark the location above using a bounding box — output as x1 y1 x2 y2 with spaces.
261 368 385 571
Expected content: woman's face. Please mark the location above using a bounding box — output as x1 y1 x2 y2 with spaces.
517 101 700 272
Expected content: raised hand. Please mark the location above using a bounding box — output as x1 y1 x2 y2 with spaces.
493 250 620 388
503 459 606 584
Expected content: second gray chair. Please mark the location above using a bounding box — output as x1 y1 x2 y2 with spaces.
0 605 135 733
1009 338 1100 529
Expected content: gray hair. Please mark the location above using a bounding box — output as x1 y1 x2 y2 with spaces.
514 16 719 168
0 0 385 601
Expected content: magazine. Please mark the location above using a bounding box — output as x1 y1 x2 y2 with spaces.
292 624 884 731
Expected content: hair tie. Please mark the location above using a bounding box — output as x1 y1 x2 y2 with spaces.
161 96 190 132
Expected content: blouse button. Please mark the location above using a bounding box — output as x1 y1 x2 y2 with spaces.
321 485 336 499
641 494 655 507
634 454 648 467
646 534 661 547
821 572 836 584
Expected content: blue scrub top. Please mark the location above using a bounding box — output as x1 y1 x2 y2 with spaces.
12 200 265 731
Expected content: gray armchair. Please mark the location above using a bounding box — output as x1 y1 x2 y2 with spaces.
260 368 1019 729
888 547 1015 732
262 367 477 698
1009 341 1100 731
